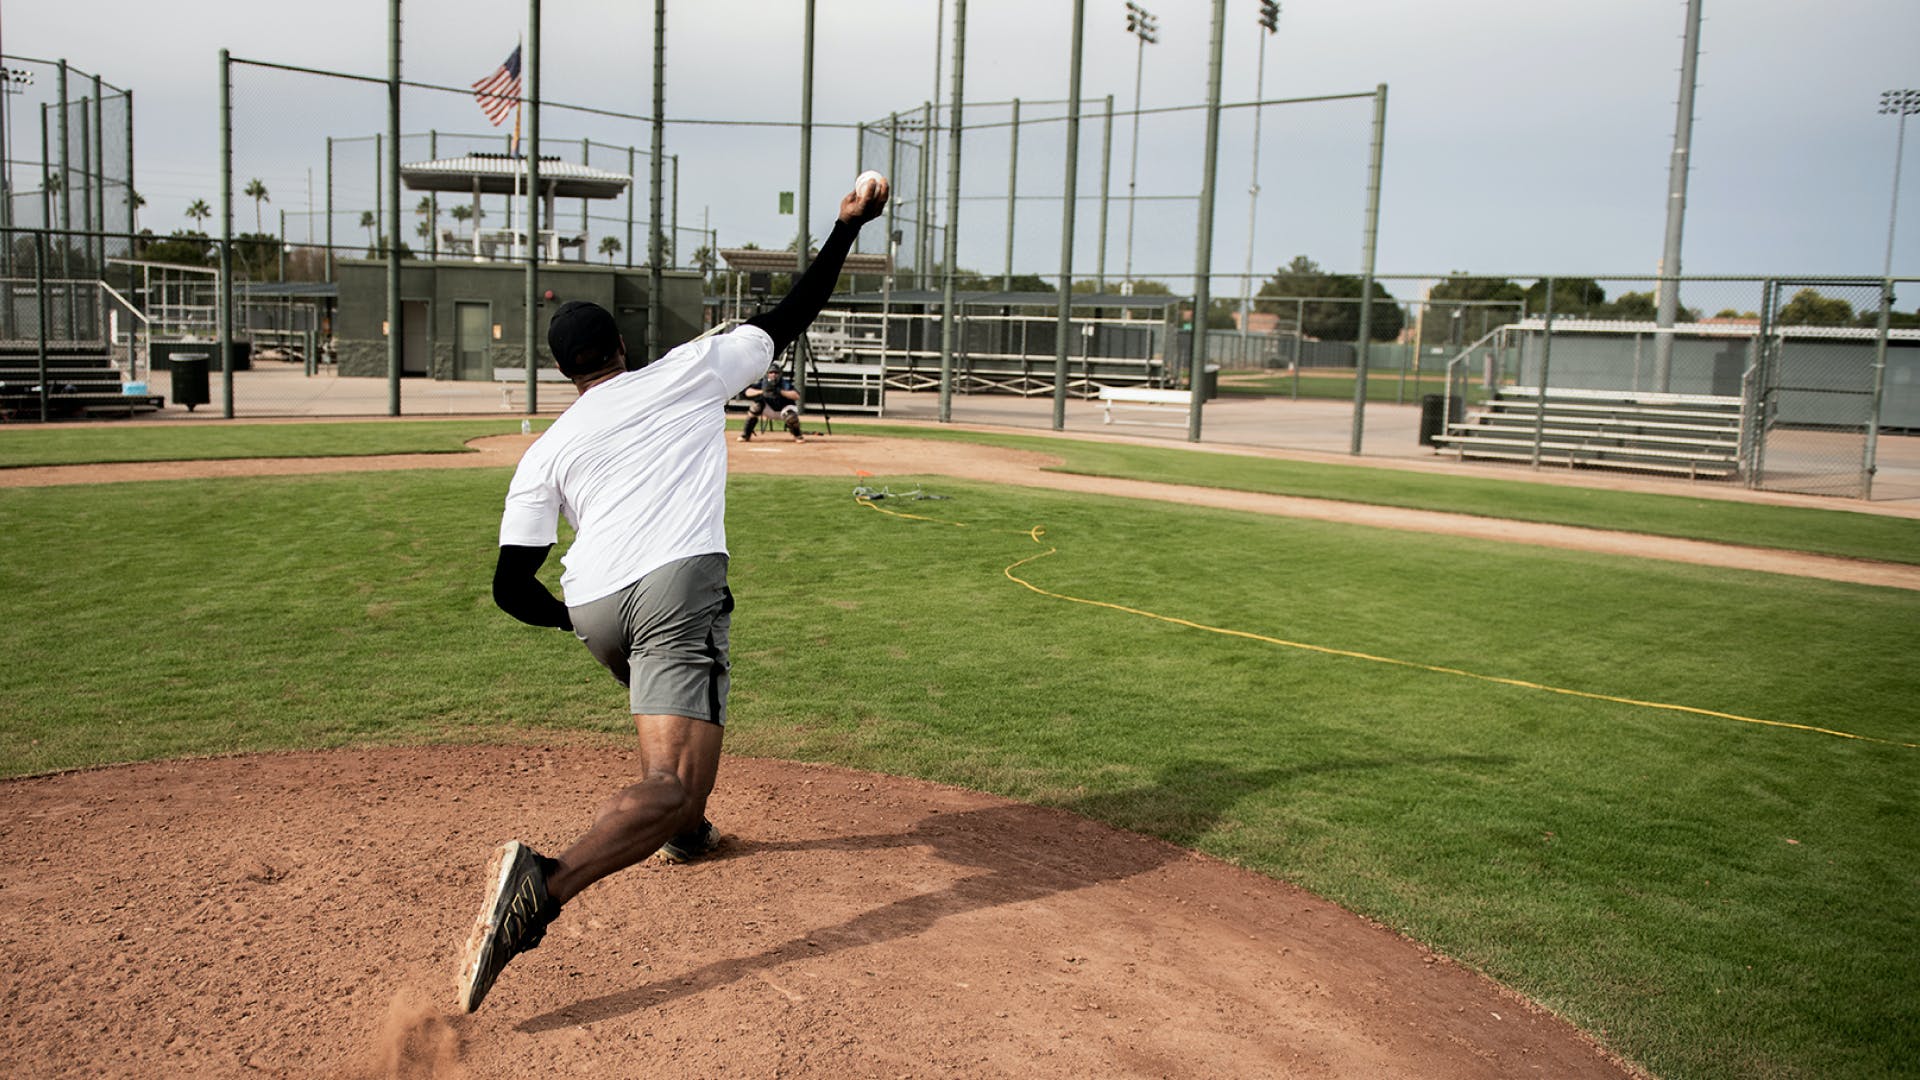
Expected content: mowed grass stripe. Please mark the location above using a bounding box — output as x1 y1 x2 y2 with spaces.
0 418 551 469
0 471 1914 1080
2 417 1913 566
847 422 1920 567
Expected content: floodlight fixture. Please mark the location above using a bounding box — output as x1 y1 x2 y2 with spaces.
1257 0 1279 33
1125 2 1159 44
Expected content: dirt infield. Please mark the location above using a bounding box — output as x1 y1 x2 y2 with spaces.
0 748 1641 1079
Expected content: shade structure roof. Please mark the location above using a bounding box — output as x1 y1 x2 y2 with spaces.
400 154 632 199
720 247 893 274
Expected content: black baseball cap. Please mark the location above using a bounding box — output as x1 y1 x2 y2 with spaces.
547 300 622 377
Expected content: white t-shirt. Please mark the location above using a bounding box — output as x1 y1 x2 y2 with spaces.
498 324 776 605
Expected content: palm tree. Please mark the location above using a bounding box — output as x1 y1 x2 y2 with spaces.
359 211 376 250
244 179 269 234
131 190 147 232
185 199 212 233
598 235 622 265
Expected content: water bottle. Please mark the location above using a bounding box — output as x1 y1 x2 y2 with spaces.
520 419 532 435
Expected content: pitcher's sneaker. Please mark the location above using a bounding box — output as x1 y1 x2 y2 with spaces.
457 841 561 1012
658 819 724 864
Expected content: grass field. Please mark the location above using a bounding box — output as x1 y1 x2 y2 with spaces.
1 463 1914 1079
850 423 1920 566
0 418 550 468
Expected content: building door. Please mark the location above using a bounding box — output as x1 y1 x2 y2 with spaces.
455 302 491 381
402 300 431 376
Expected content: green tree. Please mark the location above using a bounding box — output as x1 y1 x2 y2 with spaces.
1254 255 1404 341
599 235 623 264
243 178 269 234
1611 290 1658 320
359 211 376 251
1776 288 1855 327
1424 274 1525 346
137 229 213 268
185 199 212 232
1521 278 1608 318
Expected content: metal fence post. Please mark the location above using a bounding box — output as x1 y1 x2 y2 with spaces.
647 0 664 360
92 74 105 281
1348 82 1386 454
919 101 934 289
219 49 235 418
1051 2 1085 431
526 0 544 412
386 0 403 416
938 0 968 423
796 0 814 275
56 61 73 333
1531 277 1554 468
428 130 438 261
34 231 48 422
626 145 635 269
1097 93 1112 292
670 153 678 270
1187 0 1228 442
1002 97 1018 291
1864 278 1892 499
1747 279 1775 488
324 136 334 283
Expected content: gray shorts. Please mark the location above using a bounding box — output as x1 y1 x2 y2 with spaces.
568 553 732 725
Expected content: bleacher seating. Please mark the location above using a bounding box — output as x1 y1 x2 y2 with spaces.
0 342 163 421
1433 386 1742 480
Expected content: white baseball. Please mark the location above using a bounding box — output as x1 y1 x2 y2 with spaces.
855 170 886 198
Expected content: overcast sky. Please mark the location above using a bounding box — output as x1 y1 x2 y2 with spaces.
5 0 1918 290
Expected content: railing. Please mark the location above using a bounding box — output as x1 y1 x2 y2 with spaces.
99 279 151 381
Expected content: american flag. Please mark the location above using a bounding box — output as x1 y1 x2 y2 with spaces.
472 46 522 127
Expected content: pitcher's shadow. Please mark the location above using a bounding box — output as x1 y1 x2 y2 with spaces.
516 752 1506 1033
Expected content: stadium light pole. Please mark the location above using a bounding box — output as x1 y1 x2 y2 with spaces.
1878 90 1918 282
1240 1 1279 333
1654 0 1703 393
936 0 967 423
1866 88 1919 500
1050 0 1087 431
1186 0 1226 442
1121 1 1157 296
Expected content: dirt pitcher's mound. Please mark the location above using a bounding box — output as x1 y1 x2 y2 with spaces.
0 747 1638 1079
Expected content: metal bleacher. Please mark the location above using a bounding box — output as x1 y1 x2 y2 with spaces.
1433 386 1743 480
0 340 164 421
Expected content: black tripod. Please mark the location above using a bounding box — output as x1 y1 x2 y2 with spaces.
787 329 833 437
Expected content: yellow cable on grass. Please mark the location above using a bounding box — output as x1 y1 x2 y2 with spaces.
855 495 1916 750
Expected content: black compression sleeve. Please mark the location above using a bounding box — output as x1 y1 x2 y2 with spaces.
746 217 862 355
492 545 574 631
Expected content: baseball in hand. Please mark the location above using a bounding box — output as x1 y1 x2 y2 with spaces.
855 170 887 199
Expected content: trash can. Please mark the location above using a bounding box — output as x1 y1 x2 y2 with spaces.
170 352 210 412
1200 363 1220 402
1419 393 1463 446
